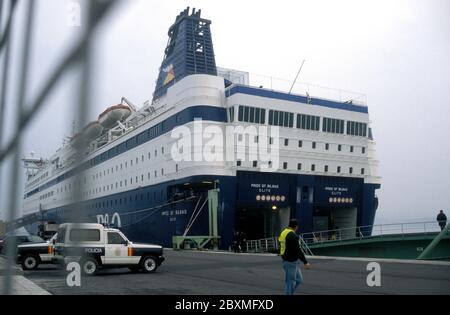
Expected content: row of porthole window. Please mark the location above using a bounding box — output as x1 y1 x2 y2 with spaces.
237 160 365 175
50 164 179 200
91 148 165 181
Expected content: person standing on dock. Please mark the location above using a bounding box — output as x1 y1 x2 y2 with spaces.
278 219 311 295
437 210 447 231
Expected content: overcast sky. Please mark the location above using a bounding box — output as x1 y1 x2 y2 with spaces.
1 0 449 223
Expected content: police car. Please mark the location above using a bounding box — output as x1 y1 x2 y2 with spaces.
53 223 165 276
16 234 57 270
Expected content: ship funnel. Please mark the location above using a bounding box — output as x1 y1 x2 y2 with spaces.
152 7 217 101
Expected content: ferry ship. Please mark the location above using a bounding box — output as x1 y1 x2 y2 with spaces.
20 8 380 249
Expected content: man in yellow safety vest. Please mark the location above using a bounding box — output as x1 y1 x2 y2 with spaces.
279 219 311 295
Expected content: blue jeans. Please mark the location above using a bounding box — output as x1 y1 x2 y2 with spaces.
282 260 303 295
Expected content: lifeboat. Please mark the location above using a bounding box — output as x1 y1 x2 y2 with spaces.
98 104 131 130
70 121 103 148
82 121 104 141
70 133 83 148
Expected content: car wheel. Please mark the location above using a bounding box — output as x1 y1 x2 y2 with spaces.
81 257 98 276
21 254 40 270
140 256 157 273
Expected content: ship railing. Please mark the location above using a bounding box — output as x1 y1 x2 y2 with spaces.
300 221 443 246
244 236 313 256
245 237 279 253
223 70 368 106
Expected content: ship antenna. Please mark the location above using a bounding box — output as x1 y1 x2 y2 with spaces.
289 59 306 94
71 120 77 137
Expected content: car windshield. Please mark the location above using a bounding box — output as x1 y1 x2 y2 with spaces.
28 235 44 243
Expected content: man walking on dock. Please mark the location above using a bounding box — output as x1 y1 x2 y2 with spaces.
437 210 447 231
278 219 311 295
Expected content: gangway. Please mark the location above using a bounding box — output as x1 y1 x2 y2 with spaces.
300 221 450 260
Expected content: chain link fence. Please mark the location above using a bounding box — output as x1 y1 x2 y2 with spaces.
0 0 121 295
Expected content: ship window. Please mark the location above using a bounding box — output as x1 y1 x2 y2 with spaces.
350 146 354 153
142 155 144 162
349 167 353 174
362 147 366 154
311 164 316 171
323 117 344 134
176 164 179 172
255 108 260 123
155 150 157 157
298 163 302 170
326 143 329 150
148 153 151 160
253 161 258 168
361 168 365 175
338 145 342 152
162 147 165 155
161 169 164 176
325 165 329 172
244 106 249 122
312 142 316 149
238 106 244 121
249 107 255 122
283 162 288 170
154 171 157 178
337 166 341 173
298 140 303 148
284 139 289 146
347 121 367 137
141 175 144 181
237 160 242 167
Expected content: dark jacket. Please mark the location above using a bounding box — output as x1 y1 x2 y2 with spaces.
282 232 308 264
437 213 447 224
